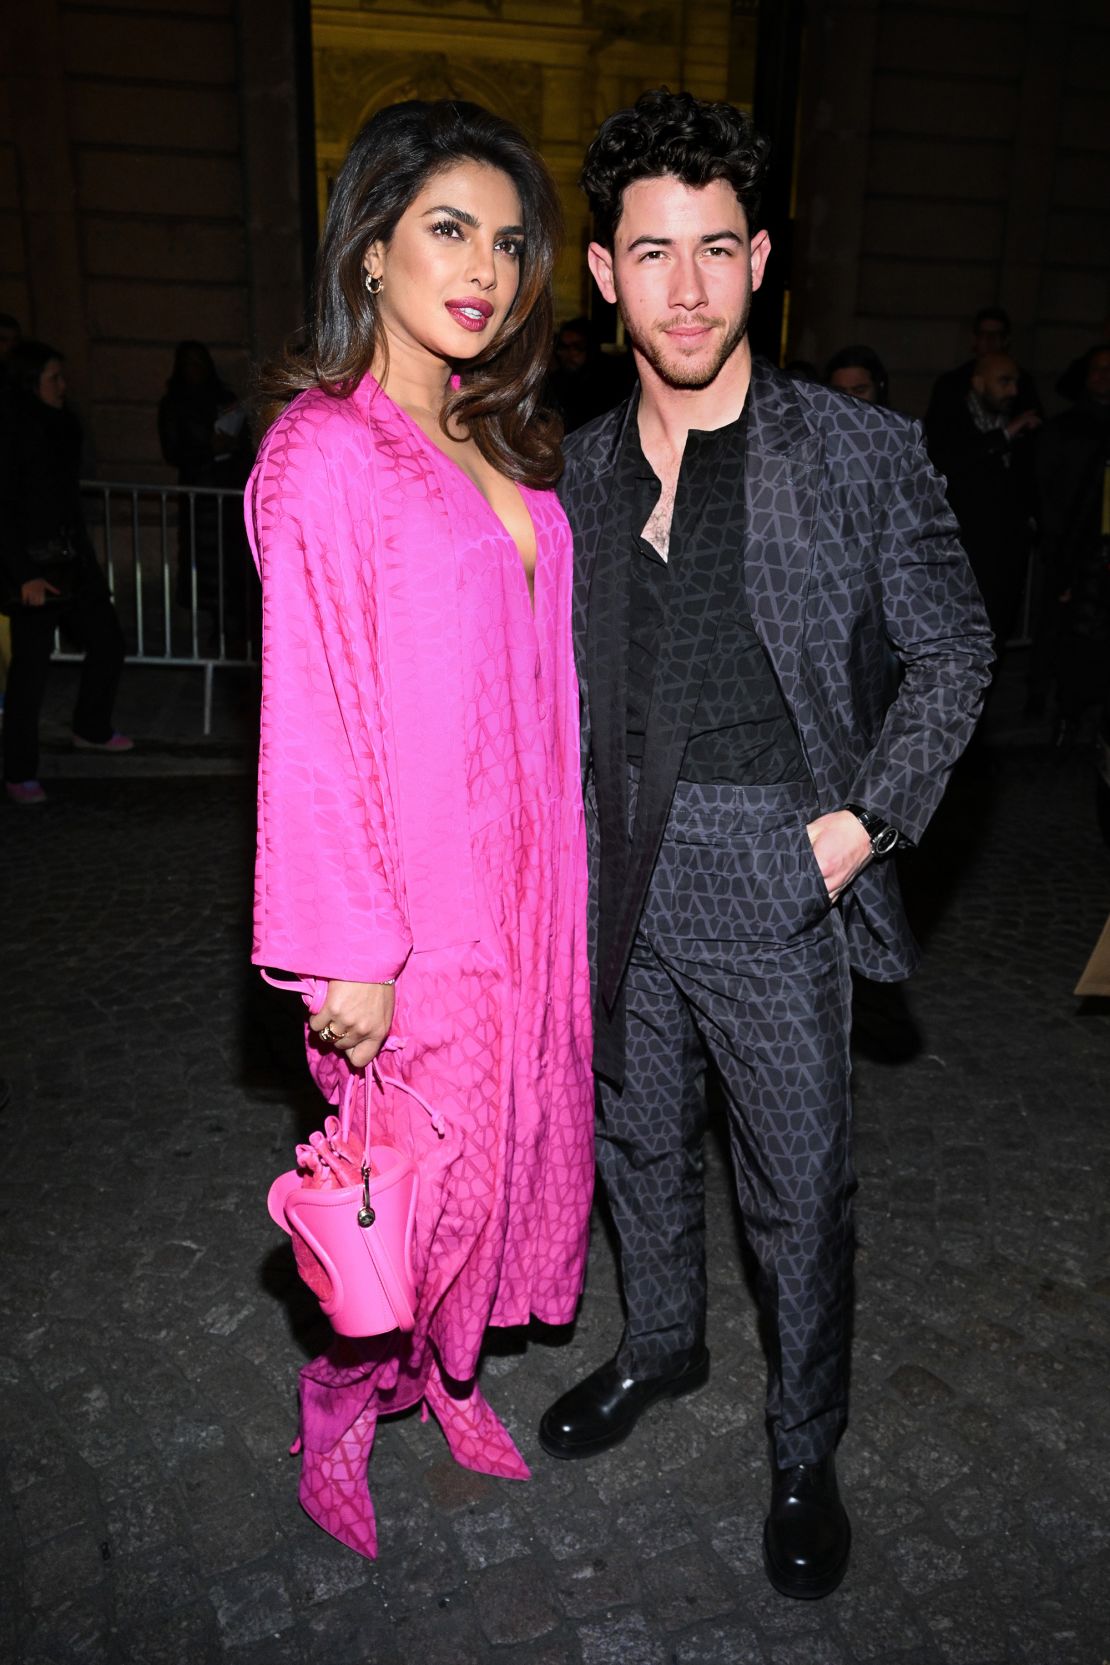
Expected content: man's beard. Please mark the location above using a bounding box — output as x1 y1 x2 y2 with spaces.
620 289 753 391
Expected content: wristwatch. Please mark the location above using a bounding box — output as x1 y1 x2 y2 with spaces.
845 803 900 858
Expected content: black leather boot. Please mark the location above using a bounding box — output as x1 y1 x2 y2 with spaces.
763 1454 851 1599
538 1348 709 1459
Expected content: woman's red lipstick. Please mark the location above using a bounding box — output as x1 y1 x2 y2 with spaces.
445 298 494 332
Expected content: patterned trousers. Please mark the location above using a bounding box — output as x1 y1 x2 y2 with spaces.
592 774 855 1467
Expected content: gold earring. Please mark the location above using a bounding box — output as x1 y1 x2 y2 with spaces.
365 273 383 296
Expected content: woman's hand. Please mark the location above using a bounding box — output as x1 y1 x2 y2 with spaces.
309 979 396 1069
21 578 60 606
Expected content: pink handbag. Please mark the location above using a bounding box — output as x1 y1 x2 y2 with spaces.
262 975 446 1337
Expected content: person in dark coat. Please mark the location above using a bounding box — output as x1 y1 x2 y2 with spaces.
926 306 1041 433
1036 343 1110 742
1 341 131 804
925 351 1039 647
157 340 253 647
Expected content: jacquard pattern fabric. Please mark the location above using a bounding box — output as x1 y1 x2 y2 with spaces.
622 406 805 787
561 358 991 1477
247 376 594 1556
592 774 854 1466
422 1359 531 1480
296 1404 379 1562
561 357 994 1081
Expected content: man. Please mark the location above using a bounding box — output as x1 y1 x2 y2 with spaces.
926 305 1040 433
824 343 889 406
539 89 993 1601
926 351 1039 646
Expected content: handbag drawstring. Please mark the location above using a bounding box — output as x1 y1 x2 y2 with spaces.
260 970 447 1221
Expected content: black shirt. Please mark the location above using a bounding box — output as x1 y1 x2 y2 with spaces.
623 406 807 786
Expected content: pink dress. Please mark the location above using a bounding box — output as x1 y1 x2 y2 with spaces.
246 374 593 1555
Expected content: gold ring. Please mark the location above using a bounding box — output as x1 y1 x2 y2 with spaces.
319 1023 340 1044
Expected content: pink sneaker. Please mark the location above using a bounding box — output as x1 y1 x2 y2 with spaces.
5 780 48 804
72 731 134 753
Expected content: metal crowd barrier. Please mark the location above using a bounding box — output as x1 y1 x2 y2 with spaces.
60 480 1035 739
60 480 256 735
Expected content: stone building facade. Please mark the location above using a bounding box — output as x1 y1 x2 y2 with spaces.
2 0 1107 482
1 0 303 483
791 0 1110 413
311 0 757 326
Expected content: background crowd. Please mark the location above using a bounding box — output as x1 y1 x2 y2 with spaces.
2 301 1109 807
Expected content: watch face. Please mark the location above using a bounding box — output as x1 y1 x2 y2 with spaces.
873 825 899 857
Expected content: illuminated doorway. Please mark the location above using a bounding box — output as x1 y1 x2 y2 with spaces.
302 0 799 358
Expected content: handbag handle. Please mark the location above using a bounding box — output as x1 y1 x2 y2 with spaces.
337 1065 445 1235
338 1065 447 1167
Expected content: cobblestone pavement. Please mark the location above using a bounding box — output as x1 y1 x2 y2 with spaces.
3 703 1109 1663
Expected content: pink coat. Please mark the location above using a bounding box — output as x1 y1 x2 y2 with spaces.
246 372 593 1410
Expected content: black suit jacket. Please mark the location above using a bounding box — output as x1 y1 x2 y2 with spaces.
558 358 994 1081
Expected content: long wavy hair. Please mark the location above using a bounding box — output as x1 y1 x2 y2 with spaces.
262 100 563 487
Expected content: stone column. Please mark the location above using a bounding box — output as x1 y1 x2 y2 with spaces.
789 0 880 369
1001 12 1066 377
7 0 88 377
236 0 307 366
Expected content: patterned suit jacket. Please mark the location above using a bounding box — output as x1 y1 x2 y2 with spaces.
559 357 994 1066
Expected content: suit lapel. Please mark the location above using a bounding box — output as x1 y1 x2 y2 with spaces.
742 360 824 717
585 412 639 985
600 360 824 1008
602 438 737 1002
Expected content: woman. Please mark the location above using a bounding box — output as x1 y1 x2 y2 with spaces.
2 341 131 804
248 101 593 1559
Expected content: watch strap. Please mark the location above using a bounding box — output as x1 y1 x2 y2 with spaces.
845 803 900 857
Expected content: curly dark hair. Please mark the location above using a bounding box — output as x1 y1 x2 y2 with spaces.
580 88 771 249
262 100 563 488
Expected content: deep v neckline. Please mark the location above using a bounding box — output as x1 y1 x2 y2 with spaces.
381 383 539 615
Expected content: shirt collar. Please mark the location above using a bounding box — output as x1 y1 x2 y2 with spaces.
619 395 750 485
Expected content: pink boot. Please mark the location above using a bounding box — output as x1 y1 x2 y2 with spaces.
423 1362 531 1481
295 1404 379 1560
